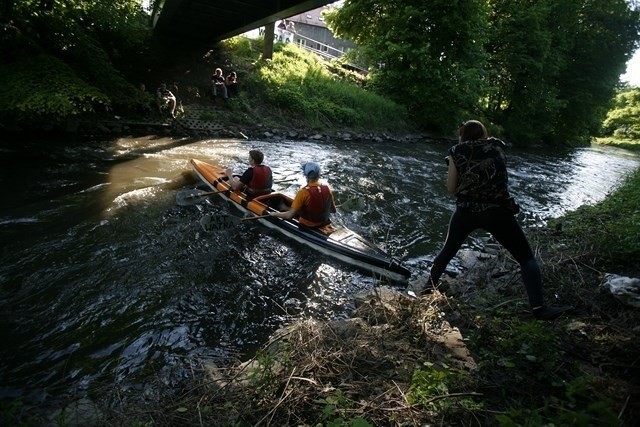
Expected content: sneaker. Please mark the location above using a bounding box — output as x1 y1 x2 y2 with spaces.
532 305 573 321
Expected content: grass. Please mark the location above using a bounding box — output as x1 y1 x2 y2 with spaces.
547 167 640 265
157 36 413 134
593 136 640 151
250 43 409 131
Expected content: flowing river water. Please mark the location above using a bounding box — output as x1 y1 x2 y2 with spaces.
1 134 639 411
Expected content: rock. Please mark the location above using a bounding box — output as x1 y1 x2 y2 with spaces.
457 249 494 270
600 273 640 308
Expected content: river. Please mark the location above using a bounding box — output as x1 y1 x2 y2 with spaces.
1 135 638 411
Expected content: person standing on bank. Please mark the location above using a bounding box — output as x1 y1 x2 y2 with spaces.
225 150 273 197
423 120 571 321
270 162 336 228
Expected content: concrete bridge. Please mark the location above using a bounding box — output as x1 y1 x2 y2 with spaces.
153 0 335 42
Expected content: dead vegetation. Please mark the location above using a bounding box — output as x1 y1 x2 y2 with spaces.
99 225 639 427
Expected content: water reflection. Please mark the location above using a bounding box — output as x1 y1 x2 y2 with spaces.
0 136 637 408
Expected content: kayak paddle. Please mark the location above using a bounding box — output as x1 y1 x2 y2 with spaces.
199 213 271 232
176 188 227 206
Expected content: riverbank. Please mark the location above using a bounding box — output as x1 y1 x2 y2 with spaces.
179 216 640 426
52 168 636 426
89 101 445 147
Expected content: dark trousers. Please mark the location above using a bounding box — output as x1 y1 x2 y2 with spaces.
429 206 543 307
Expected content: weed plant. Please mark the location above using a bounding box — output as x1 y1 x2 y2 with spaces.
224 37 410 132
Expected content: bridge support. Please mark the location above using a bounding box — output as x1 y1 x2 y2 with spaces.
263 22 275 60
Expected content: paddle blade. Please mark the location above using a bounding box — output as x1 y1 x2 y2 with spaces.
199 213 239 232
339 197 365 213
176 189 213 206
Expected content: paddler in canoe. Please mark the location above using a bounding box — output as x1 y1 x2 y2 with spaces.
270 162 337 228
225 149 273 197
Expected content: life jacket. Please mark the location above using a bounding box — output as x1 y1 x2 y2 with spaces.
247 165 272 196
300 184 331 226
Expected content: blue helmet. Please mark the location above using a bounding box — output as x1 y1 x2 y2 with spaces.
302 162 321 179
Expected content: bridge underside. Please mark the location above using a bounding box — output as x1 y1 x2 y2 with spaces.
154 0 332 43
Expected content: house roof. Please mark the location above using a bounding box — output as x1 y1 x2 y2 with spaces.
286 5 334 28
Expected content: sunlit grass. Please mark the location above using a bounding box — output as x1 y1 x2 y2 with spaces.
223 37 410 132
592 136 640 151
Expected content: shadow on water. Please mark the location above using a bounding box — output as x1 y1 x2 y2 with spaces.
0 135 638 409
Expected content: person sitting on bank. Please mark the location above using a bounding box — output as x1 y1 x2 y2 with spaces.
211 67 228 99
270 162 336 228
225 150 273 197
156 82 177 118
226 71 238 98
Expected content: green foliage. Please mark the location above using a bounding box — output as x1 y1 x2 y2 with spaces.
472 318 563 382
248 43 409 131
313 390 373 427
249 350 278 392
483 0 640 146
601 87 640 139
548 168 640 261
484 0 566 144
467 314 621 426
407 361 475 412
326 0 640 144
551 0 639 146
223 36 262 68
0 54 110 125
495 376 619 427
0 0 152 129
325 0 489 134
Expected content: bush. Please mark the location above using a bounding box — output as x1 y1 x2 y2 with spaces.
242 42 410 131
0 54 110 125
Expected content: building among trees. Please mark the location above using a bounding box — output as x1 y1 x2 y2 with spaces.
285 6 356 61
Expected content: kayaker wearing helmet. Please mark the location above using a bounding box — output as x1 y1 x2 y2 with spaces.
270 162 336 227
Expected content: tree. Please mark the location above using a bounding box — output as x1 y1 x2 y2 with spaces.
551 0 640 145
0 0 152 128
483 0 569 144
325 0 489 135
601 87 640 139
471 0 639 145
326 0 640 145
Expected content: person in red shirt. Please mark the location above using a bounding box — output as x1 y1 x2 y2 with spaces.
270 162 336 228
225 150 273 197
